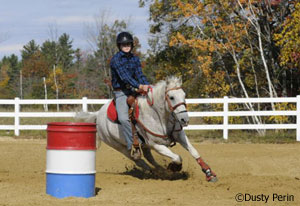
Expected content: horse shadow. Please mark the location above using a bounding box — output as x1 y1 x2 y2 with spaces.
120 166 190 181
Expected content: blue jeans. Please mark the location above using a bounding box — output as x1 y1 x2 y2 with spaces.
114 91 133 150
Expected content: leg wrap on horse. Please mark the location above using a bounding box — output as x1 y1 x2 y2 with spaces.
196 157 217 182
197 157 210 171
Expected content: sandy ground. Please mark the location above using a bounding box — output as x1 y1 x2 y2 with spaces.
0 137 300 206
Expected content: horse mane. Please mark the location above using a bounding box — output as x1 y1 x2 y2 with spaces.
138 76 182 110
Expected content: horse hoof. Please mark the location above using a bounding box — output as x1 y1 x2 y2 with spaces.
167 162 182 172
203 169 217 182
207 175 218 183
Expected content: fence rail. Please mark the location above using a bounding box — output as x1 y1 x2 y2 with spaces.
0 96 300 141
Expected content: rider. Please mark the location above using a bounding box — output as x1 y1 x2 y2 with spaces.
110 31 149 160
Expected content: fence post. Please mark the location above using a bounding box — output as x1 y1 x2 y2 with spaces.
82 97 88 112
14 97 20 136
297 95 300 141
223 96 228 140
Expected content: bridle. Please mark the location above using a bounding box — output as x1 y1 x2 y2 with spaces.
134 86 188 140
165 87 187 113
165 87 188 134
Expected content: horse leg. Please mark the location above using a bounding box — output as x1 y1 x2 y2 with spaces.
101 137 152 172
119 146 153 171
142 147 163 169
151 144 183 172
175 131 218 182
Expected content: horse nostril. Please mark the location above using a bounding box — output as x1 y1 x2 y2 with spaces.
181 118 186 123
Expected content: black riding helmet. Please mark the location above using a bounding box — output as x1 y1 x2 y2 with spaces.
116 32 134 51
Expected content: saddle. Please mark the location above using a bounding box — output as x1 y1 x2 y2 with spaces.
107 95 139 123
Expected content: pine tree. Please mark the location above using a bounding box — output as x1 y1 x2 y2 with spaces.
57 33 74 70
21 40 39 61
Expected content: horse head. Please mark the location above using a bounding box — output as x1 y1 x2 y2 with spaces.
165 76 189 127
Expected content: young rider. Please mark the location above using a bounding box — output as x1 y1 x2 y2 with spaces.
110 31 149 160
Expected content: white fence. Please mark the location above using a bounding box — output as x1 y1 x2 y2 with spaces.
0 96 300 141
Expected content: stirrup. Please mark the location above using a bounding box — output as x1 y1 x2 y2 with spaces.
130 144 143 160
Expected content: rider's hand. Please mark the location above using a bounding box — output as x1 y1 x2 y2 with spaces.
138 84 149 94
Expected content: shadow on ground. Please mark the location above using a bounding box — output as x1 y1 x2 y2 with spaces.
121 166 190 181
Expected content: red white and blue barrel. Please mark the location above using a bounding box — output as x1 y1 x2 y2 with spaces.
46 122 97 198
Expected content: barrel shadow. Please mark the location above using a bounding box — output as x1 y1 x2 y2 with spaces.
95 187 102 196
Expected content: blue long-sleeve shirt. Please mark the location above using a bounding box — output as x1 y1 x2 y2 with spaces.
110 51 149 90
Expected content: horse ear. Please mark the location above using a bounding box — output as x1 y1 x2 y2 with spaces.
178 76 182 85
166 76 170 85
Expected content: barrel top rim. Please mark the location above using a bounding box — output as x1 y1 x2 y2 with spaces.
47 122 96 126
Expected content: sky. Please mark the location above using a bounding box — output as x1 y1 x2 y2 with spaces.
0 0 151 59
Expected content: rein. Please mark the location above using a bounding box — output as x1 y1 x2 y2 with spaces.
134 86 186 140
146 86 154 106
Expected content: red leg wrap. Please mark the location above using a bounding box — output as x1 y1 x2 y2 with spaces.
197 157 210 171
196 157 217 181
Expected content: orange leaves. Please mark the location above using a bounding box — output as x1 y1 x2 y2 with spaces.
45 66 77 97
204 70 230 97
170 32 215 52
174 0 204 17
197 55 212 76
22 51 50 78
274 2 300 69
169 32 185 47
0 64 10 88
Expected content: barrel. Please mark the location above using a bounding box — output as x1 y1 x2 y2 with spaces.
46 122 97 198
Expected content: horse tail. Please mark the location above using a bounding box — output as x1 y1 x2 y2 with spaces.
75 111 98 123
75 111 102 148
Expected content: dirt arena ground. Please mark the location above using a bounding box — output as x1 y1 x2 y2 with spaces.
0 137 300 206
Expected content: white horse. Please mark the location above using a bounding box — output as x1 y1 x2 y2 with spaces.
77 76 217 182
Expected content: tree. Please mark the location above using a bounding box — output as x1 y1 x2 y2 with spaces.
0 63 11 98
22 50 50 98
57 33 74 70
41 34 77 99
141 0 296 97
1 55 21 97
274 2 300 95
141 0 297 135
45 65 76 99
41 40 57 67
21 40 40 61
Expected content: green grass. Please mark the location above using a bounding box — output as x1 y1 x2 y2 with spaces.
0 116 76 139
0 124 297 143
185 129 297 144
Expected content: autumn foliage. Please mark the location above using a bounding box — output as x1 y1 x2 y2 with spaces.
0 2 299 102
141 0 299 99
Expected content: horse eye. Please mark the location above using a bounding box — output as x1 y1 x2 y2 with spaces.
170 96 174 100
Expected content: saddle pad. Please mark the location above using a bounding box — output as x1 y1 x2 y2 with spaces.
107 99 140 124
107 100 119 123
